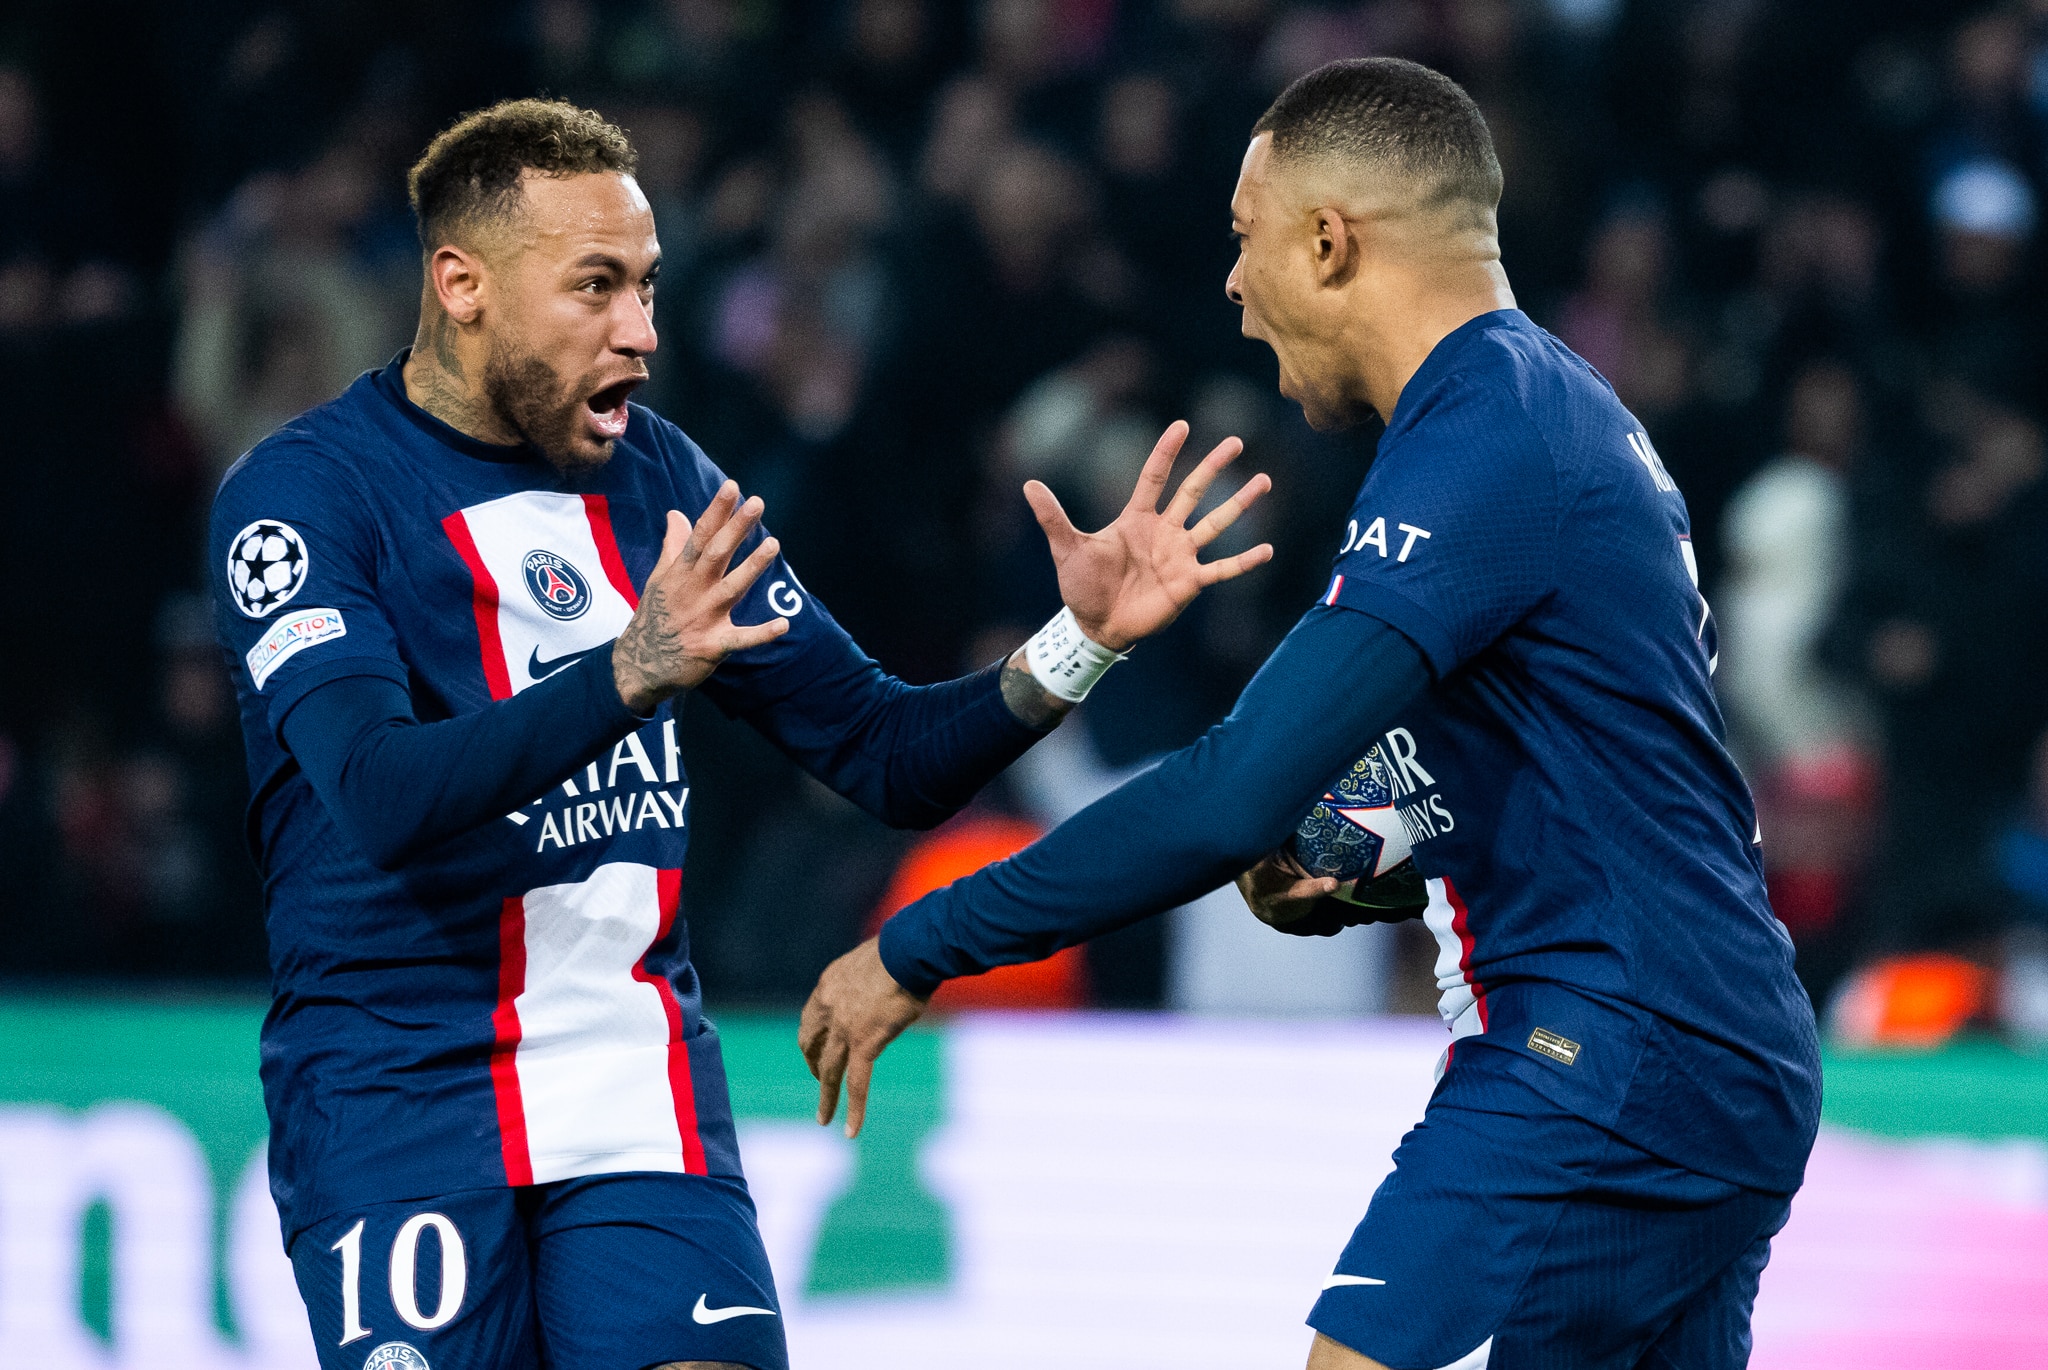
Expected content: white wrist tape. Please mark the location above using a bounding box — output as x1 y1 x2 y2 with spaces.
1024 607 1127 703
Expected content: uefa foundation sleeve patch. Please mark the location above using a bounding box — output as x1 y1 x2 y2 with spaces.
246 608 347 689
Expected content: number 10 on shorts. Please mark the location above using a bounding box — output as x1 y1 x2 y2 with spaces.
333 1212 468 1345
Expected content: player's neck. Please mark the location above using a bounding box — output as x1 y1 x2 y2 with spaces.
1355 263 1516 422
402 310 521 446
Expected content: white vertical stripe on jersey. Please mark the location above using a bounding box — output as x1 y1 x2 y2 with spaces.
1422 878 1484 1041
512 862 688 1181
457 491 635 695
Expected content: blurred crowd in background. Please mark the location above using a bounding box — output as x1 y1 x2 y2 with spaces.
2 0 2045 1041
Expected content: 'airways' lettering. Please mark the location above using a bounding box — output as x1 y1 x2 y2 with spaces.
533 787 689 853
1377 724 1456 848
1398 793 1458 846
499 716 687 848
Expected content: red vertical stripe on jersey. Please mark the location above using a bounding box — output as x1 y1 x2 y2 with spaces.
631 867 706 1174
582 495 641 609
490 894 534 1186
442 511 514 701
1443 876 1488 1030
1324 574 1345 606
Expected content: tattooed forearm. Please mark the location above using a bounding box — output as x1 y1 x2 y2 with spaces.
613 582 683 712
1000 648 1073 731
612 580 718 713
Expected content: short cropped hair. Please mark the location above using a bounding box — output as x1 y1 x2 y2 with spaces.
407 98 638 253
1253 58 1502 212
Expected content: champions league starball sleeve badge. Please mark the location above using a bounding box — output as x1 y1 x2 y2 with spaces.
227 518 311 619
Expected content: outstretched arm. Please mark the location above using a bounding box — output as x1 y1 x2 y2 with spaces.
1026 418 1273 660
799 605 1430 1134
733 420 1274 830
283 482 785 868
282 652 646 870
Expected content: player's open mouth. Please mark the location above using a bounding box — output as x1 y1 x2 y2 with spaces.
585 378 642 440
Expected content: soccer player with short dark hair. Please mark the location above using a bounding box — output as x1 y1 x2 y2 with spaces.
211 98 1272 1370
804 58 1821 1370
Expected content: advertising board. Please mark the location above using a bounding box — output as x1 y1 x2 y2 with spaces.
2 1000 2045 1368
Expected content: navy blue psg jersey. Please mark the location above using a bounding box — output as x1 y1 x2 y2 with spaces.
211 358 849 1238
1324 310 1820 1190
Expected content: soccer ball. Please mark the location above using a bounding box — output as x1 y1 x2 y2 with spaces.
1290 744 1426 912
227 519 309 619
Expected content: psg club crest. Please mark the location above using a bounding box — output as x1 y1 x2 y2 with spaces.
522 550 592 621
362 1343 430 1370
227 519 310 619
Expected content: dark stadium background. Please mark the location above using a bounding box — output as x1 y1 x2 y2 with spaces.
1 0 2044 1039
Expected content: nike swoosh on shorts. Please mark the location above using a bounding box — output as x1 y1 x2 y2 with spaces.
691 1294 777 1325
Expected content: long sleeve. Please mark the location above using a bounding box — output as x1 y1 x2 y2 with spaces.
280 644 648 870
877 606 1431 996
727 638 1047 832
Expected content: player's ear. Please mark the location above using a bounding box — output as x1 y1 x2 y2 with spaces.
427 245 487 325
1312 208 1355 286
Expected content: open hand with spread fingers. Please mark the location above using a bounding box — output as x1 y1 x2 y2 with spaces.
612 480 791 713
1027 419 1274 653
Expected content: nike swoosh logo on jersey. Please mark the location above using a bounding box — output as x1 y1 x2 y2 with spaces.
1322 1274 1387 1289
527 642 609 681
692 1294 777 1324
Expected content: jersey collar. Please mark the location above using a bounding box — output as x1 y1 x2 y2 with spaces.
1385 308 1531 438
372 351 541 466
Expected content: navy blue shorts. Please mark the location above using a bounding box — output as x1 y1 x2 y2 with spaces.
288 1171 786 1370
1308 1073 1792 1370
